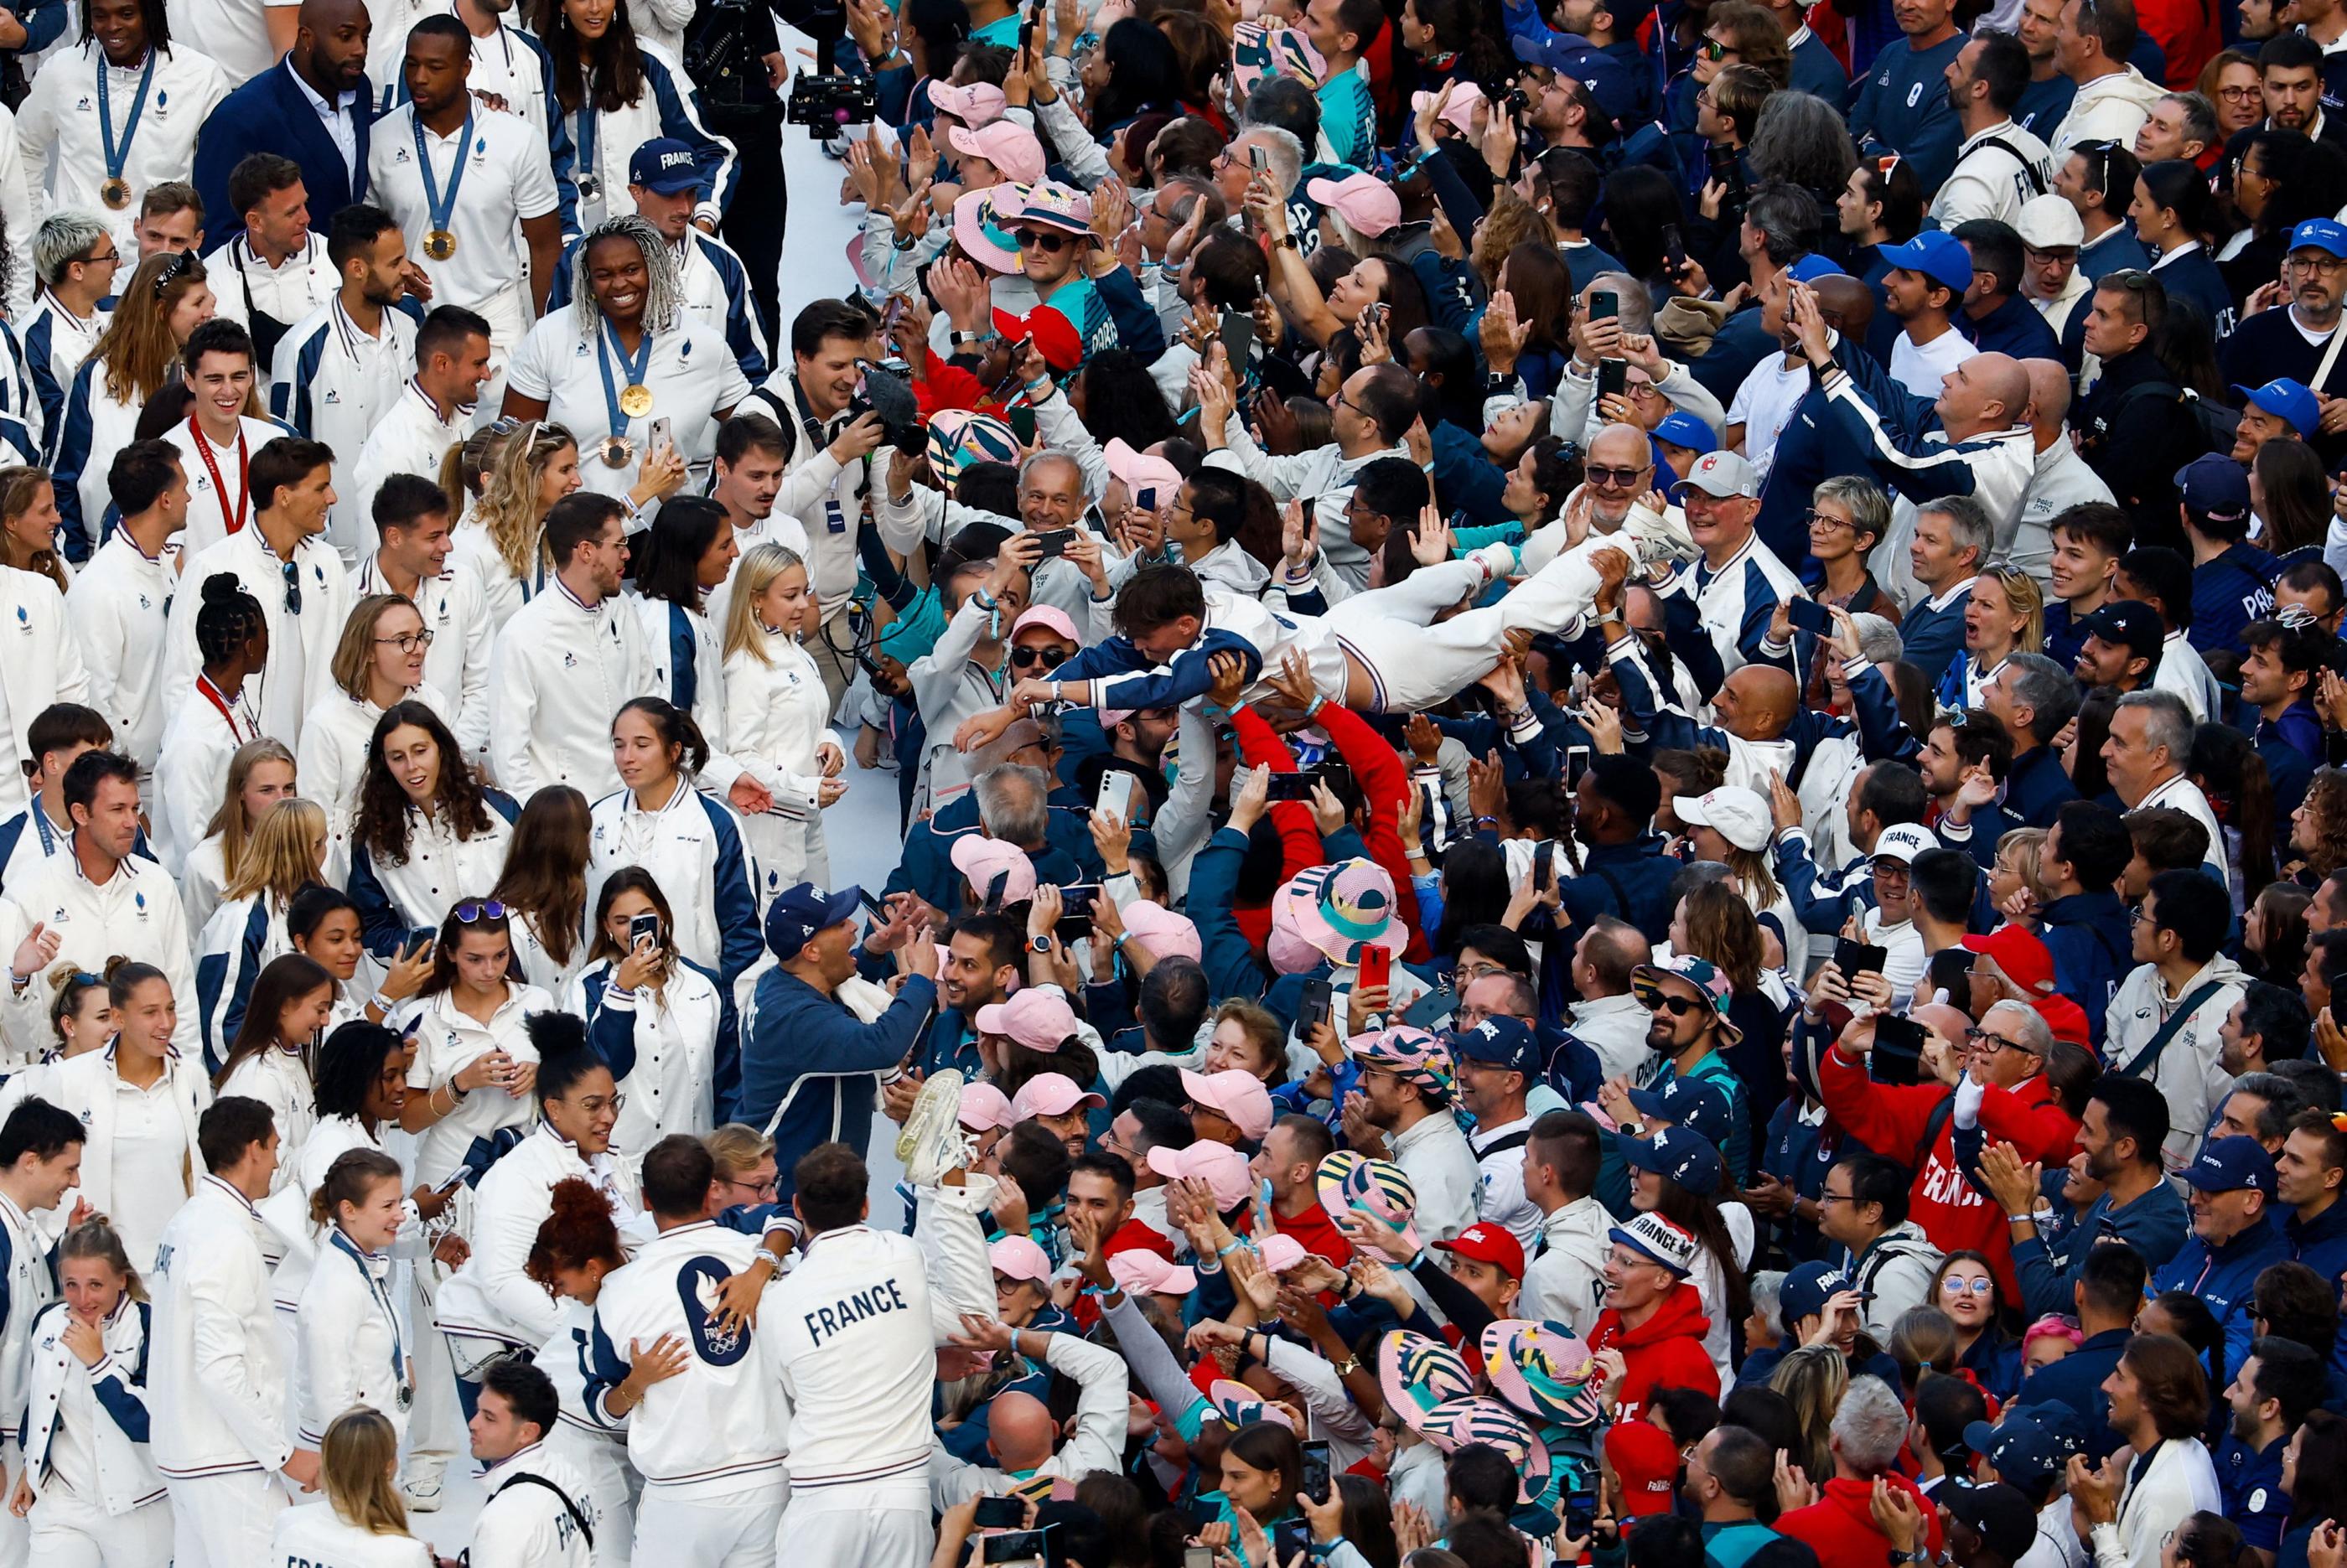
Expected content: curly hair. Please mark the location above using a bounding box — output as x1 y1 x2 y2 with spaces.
525 1175 627 1289
1471 185 1548 294
569 216 685 342
352 700 499 866
471 420 575 580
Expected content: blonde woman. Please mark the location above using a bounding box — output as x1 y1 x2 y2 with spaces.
454 420 582 633
9 1221 170 1566
297 593 456 867
179 738 298 937
722 542 845 887
0 467 87 820
267 1408 433 1568
1940 566 2044 716
194 796 330 1073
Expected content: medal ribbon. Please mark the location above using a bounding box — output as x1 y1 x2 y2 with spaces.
412 110 474 241
329 1228 407 1392
96 48 157 191
578 99 598 192
188 415 248 538
596 317 654 438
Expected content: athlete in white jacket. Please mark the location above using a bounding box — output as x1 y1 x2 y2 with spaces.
62 442 185 779
467 1359 600 1568
14 1249 170 1568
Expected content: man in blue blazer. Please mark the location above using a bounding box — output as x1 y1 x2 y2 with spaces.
190 0 375 243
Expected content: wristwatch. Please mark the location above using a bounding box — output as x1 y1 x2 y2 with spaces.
1028 935 1053 954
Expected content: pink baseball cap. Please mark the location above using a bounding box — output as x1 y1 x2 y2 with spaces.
1104 437 1181 505
959 1080 1015 1132
1144 1141 1252 1210
1008 1071 1106 1121
974 989 1080 1053
1011 603 1081 644
1256 1233 1307 1274
1109 1250 1198 1296
1120 899 1201 963
930 80 1008 127
950 834 1038 905
1304 172 1401 238
989 1234 1053 1284
948 120 1046 186
1409 81 1485 137
1179 1068 1276 1141
951 184 1027 275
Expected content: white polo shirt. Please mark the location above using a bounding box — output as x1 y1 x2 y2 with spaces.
503 305 748 505
18 43 230 252
367 101 559 317
272 297 419 565
168 413 298 559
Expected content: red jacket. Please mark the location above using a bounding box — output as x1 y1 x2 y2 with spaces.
1777 1475 1944 1568
1588 1283 1717 1423
2135 0 2220 86
1818 1044 2080 1302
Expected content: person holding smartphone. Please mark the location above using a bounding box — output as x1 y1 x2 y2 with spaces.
571 869 733 1151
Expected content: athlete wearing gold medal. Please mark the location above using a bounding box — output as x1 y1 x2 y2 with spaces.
502 215 746 508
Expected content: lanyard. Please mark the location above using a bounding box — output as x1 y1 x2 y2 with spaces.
412 110 474 237
329 1229 407 1391
195 674 254 740
28 803 58 857
188 417 249 538
96 49 157 187
578 98 598 185
595 318 653 437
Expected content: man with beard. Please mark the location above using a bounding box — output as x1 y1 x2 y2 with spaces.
190 0 374 220
1341 1027 1479 1245
1982 1074 2187 1317
2218 1339 2324 1563
2221 219 2347 463
915 913 1023 1081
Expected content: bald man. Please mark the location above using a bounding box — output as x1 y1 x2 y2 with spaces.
2013 356 2116 581
190 0 377 241
929 1322 1133 1509
1790 287 2039 613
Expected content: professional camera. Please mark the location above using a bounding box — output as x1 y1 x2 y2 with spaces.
846 360 925 453
786 70 878 132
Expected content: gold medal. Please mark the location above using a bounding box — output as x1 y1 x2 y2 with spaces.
99 177 130 210
618 383 654 418
602 435 634 468
423 228 457 261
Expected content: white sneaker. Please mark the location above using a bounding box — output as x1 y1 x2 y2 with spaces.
898 1068 970 1187
1619 499 1697 570
399 1480 443 1514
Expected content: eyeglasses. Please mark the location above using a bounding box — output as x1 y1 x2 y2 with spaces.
2290 253 2347 275
1805 509 1856 532
1018 228 1075 254
79 246 119 267
2216 84 2261 101
1008 644 1072 669
376 629 437 653
567 1090 626 1116
722 1173 780 1199
1941 1276 1996 1296
1816 1189 1852 1207
453 899 510 923
280 556 302 615
1587 463 1652 488
2128 905 2150 925
1640 991 1701 1016
1965 1027 2028 1053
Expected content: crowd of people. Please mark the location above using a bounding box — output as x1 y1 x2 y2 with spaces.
1 0 2346 1560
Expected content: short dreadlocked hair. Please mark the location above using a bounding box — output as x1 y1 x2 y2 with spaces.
570 216 684 341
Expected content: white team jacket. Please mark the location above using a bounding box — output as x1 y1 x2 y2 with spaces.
296 1227 412 1448
296 680 457 864
488 582 659 800
149 1174 293 1478
469 1441 599 1568
9 846 197 1055
0 562 88 818
2103 954 2248 1175
218 1044 317 1194
436 1120 647 1359
65 530 178 772
0 1191 54 1441
18 1296 164 1515
163 523 354 750
269 1500 433 1567
584 782 764 994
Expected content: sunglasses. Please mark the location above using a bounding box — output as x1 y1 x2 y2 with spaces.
1587 463 1651 487
1018 228 1075 253
280 557 302 615
1008 644 1073 669
1700 38 1731 59
1641 991 1701 1016
453 899 510 924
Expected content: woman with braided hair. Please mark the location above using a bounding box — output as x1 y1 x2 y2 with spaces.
501 216 744 510
150 572 267 871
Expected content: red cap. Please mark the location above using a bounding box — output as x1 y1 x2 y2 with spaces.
1434 1222 1526 1280
1960 924 2056 996
1604 1419 1681 1517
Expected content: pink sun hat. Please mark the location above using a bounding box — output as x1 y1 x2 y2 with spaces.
1109 1250 1197 1297
1119 899 1201 963
1378 1328 1475 1430
1104 437 1182 508
1008 1071 1105 1121
1271 857 1406 970
1179 1067 1276 1141
1410 80 1486 136
1143 1141 1251 1210
951 183 1027 275
1304 172 1402 238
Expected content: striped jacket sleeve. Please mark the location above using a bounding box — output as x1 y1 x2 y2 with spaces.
642 52 738 226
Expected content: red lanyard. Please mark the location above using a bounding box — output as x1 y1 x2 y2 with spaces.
195 674 251 739
189 416 249 537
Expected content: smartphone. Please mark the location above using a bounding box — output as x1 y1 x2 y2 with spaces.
1297 976 1334 1038
1357 942 1391 992
1588 290 1619 323
1056 883 1101 941
649 415 673 456
1597 358 1628 401
434 1166 470 1196
1273 1519 1313 1563
1032 528 1074 560
1786 596 1832 636
405 930 437 963
1265 771 1322 801
1834 937 1888 977
858 887 890 919
628 912 661 950
1298 495 1316 530
1706 142 1745 197
1249 142 1269 172
1218 307 1256 370
1096 769 1137 825
1565 744 1592 789
1663 223 1688 277
971 1496 1026 1530
1133 485 1158 513
982 1530 1048 1565
1300 1440 1332 1504
1533 838 1557 893
1565 1492 1598 1542
1184 1550 1218 1568
1873 1015 1926 1084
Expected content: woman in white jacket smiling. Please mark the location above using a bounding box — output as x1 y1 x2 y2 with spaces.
720 542 846 891
347 701 519 961
297 594 458 869
393 903 557 1191
177 738 298 939
436 1012 649 1381
571 867 732 1146
212 953 337 1192
8 1220 169 1565
295 1148 418 1455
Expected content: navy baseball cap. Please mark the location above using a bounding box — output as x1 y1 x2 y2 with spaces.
1628 1075 1734 1149
629 137 703 194
2079 599 2165 662
1942 1482 2037 1562
2186 1135 2276 1195
1654 410 1718 455
1963 1400 2085 1493
2233 377 2319 435
1621 1124 1722 1195
2291 217 2347 259
1780 1260 1861 1324
1784 253 1847 283
2173 453 2251 525
1878 229 1973 292
764 882 863 962
1448 1016 1540 1074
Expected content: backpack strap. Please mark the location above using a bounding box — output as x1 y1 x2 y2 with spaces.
493 1469 595 1550
2111 982 2225 1085
1970 135 2049 195
1477 1129 1535 1158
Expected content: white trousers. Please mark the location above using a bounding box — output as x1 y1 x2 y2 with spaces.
631 1480 786 1568
0 1439 23 1568
775 1488 928 1568
165 1469 288 1568
25 1483 172 1568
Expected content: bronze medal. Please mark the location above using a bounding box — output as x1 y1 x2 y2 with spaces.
423 228 457 261
99 177 130 210
602 435 633 468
